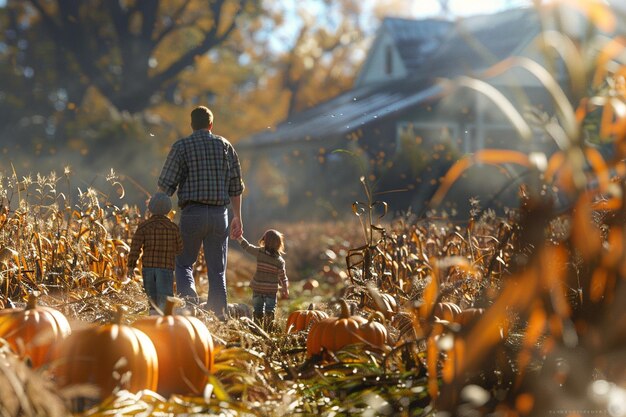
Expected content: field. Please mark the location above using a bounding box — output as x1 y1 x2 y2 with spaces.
1 168 625 417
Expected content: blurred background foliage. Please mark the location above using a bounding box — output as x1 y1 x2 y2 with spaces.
0 0 383 203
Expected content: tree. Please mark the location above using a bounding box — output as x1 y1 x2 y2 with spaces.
14 0 261 114
257 0 369 117
149 0 374 140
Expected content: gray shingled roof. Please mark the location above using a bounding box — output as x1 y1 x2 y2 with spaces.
239 7 540 149
238 80 443 149
382 17 454 72
421 8 540 77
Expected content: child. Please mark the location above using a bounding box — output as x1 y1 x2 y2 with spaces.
237 229 289 328
127 192 183 314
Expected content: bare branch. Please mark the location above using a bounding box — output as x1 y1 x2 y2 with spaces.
106 0 130 39
150 0 245 88
29 0 115 95
57 0 79 27
154 0 193 45
138 0 159 43
27 0 62 38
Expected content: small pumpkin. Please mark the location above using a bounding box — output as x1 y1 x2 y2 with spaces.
286 303 329 334
0 292 71 368
50 306 158 403
453 308 485 327
433 302 462 322
302 278 320 292
133 297 214 397
357 312 389 348
306 300 388 357
391 311 450 343
368 292 398 319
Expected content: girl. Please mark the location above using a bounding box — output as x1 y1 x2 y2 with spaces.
237 229 289 328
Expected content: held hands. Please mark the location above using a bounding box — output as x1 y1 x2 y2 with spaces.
280 286 289 299
229 216 243 240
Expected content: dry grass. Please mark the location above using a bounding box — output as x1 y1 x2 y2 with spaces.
0 342 67 417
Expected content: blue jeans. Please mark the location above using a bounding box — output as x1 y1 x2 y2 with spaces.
176 204 229 319
252 293 277 316
142 267 174 313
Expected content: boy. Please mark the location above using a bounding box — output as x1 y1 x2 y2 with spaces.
127 192 183 314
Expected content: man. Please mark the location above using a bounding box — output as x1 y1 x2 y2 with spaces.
158 106 244 320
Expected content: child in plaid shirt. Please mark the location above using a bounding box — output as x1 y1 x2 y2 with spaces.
128 192 183 314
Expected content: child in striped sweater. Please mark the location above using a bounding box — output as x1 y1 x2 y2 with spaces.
237 229 289 328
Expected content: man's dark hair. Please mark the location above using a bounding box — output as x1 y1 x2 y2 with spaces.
191 106 214 130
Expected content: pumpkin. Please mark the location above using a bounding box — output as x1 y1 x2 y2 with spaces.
357 312 389 348
433 302 462 321
306 300 388 357
133 297 214 397
49 306 158 403
0 292 71 368
391 311 450 344
453 308 485 327
368 292 398 319
286 303 329 334
302 278 320 292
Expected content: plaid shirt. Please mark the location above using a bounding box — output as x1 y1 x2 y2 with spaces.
158 130 244 207
127 215 183 271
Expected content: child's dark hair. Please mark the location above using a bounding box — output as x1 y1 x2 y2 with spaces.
259 229 285 256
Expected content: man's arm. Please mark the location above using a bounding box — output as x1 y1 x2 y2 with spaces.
158 144 182 196
229 194 243 240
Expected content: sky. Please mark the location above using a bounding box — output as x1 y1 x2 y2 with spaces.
415 0 530 16
0 0 524 15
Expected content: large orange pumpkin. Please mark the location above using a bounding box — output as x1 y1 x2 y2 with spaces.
433 302 462 321
306 300 388 357
133 298 214 397
286 303 329 334
49 306 158 403
0 292 71 368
